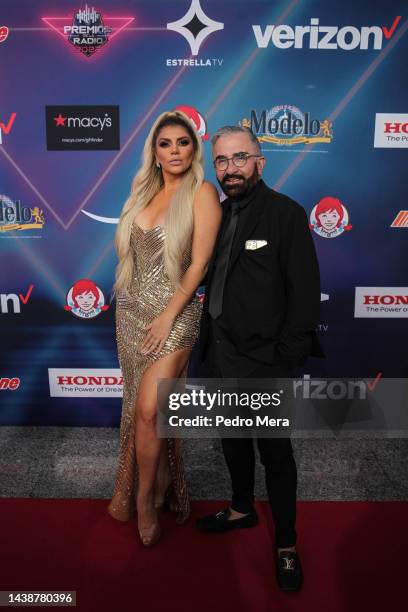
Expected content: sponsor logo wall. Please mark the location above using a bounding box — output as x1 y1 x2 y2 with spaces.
1 0 406 426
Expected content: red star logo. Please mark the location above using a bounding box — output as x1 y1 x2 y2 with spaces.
54 113 67 127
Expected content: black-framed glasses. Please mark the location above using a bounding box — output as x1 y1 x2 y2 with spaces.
213 152 263 171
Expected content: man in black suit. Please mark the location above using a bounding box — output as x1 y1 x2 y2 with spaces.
195 126 323 592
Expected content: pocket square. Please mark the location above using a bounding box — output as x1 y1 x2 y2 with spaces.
245 240 268 250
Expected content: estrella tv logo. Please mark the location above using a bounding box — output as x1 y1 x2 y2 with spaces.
253 16 401 50
241 105 333 149
0 113 17 145
64 279 109 319
42 4 134 58
166 0 224 67
167 0 223 55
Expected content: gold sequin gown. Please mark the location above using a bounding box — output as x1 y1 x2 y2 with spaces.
108 223 202 524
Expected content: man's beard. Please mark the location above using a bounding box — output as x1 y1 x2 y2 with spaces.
218 165 260 200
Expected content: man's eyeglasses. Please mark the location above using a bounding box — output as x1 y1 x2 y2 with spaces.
213 152 263 171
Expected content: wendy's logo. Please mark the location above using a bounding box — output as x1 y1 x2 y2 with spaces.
64 279 109 319
310 197 352 239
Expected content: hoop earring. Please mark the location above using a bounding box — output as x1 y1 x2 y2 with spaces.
156 161 161 168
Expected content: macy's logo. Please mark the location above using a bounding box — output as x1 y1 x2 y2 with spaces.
53 112 112 130
0 284 34 313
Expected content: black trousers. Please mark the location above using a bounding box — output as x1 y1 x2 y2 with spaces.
204 334 297 548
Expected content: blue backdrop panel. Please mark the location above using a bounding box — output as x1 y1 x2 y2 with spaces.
1 0 407 425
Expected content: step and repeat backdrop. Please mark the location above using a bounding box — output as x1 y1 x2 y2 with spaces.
1 0 407 425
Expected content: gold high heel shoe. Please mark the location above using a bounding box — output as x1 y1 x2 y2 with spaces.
138 521 161 548
138 511 161 548
154 473 173 510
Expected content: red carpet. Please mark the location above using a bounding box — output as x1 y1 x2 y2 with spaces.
0 499 406 612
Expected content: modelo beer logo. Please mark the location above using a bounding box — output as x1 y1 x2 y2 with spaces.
242 106 333 148
0 196 44 235
310 197 352 239
64 279 109 319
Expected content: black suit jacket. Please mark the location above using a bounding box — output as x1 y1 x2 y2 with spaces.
196 179 324 373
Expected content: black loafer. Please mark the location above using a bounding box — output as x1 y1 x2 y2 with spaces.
196 507 258 533
276 551 303 592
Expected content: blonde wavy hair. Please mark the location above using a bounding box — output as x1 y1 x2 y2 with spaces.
114 110 204 294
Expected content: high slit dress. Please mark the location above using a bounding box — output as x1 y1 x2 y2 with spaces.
108 223 202 524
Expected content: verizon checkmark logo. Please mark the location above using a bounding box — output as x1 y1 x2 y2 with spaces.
0 112 17 145
0 284 34 313
295 374 383 400
253 15 402 51
382 16 401 39
367 372 382 392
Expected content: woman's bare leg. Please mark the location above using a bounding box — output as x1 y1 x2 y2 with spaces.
154 442 171 507
135 347 191 542
154 360 189 507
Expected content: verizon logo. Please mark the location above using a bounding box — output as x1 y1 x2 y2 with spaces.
294 374 382 400
253 16 401 51
0 284 34 313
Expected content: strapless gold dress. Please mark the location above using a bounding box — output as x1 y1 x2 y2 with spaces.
108 223 202 524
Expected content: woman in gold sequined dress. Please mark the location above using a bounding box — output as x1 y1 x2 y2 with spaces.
108 110 221 546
